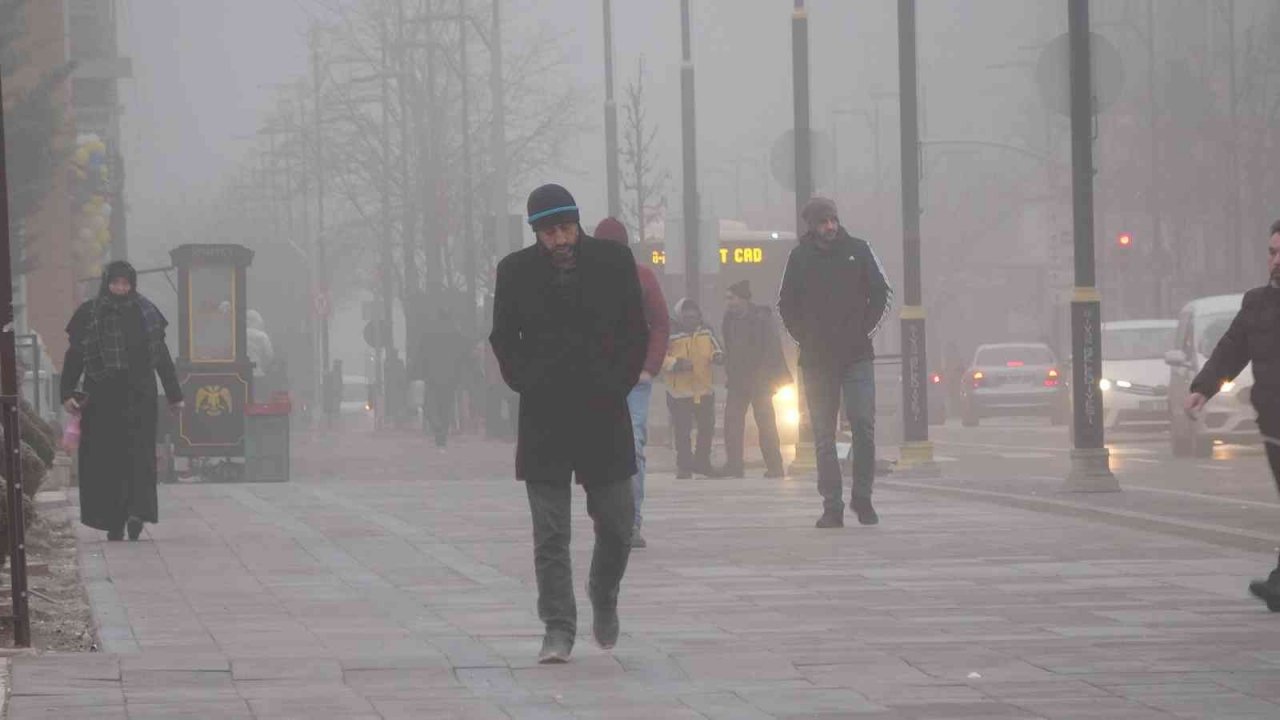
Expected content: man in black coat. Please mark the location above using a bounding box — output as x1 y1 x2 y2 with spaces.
489 184 649 663
1185 219 1280 612
721 279 791 479
779 197 893 529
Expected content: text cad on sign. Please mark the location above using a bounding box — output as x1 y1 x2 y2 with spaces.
649 247 766 266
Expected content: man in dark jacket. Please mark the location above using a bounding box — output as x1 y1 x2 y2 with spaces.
721 279 791 479
779 197 892 528
1185 219 1280 611
489 184 649 663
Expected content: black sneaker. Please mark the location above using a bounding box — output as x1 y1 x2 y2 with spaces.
850 498 879 526
815 511 844 529
537 633 573 664
107 528 124 542
592 606 620 649
127 517 143 541
1249 579 1280 612
763 468 784 479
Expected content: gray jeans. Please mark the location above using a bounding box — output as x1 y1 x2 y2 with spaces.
804 359 876 514
525 476 634 638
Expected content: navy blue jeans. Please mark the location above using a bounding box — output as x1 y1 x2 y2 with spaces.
804 359 876 514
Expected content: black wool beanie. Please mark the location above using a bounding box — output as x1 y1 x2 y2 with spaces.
728 279 752 301
526 184 580 232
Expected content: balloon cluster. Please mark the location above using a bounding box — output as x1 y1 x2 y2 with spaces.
71 134 112 279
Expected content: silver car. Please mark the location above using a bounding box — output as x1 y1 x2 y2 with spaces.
961 343 1069 427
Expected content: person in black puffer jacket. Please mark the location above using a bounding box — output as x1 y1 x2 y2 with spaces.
778 197 892 528
1186 219 1280 612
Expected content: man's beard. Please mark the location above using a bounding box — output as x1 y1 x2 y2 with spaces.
550 246 575 268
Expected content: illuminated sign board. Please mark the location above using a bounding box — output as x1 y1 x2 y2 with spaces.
650 247 766 266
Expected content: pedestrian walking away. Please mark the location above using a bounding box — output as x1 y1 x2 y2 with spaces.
489 184 649 663
413 308 470 448
595 217 669 550
61 261 184 542
779 196 892 528
1185 219 1280 612
663 298 724 479
721 279 792 479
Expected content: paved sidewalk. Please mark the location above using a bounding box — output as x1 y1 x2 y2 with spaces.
9 430 1280 719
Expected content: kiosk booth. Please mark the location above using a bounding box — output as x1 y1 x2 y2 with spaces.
170 244 259 480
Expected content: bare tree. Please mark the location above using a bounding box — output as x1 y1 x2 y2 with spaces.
619 57 667 244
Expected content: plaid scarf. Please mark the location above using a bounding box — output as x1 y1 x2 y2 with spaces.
81 294 169 381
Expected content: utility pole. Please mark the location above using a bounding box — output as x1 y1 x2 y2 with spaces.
490 0 511 252
377 12 394 430
679 0 700 305
459 0 478 332
1225 0 1242 283
0 70 31 648
398 1 420 321
1146 0 1162 312
603 0 621 219
792 0 811 222
896 0 938 476
1064 0 1117 492
310 29 331 391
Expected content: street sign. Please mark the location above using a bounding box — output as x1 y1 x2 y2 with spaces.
312 290 331 319
363 320 390 349
1036 31 1125 116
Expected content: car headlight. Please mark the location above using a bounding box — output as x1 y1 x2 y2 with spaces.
1099 378 1112 391
774 384 797 403
1221 380 1236 393
774 384 800 426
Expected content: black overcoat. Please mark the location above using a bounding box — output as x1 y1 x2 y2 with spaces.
61 298 182 532
488 234 648 484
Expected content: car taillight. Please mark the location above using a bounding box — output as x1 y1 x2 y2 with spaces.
1044 368 1060 387
930 372 942 385
972 371 985 387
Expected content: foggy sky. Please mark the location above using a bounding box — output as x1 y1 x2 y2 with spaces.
117 1 1065 262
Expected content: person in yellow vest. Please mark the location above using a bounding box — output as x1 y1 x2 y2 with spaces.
663 298 724 479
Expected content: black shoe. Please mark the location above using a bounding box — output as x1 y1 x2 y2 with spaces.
592 606 620 649
107 527 124 542
721 466 745 479
851 497 879 526
815 511 844 529
693 464 721 478
676 471 692 480
763 467 784 479
1249 579 1280 612
537 632 573 664
127 517 143 541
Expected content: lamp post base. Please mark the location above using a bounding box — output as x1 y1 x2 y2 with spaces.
895 440 941 478
1063 447 1118 492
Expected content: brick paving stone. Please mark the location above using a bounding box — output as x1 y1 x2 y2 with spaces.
11 429 1280 719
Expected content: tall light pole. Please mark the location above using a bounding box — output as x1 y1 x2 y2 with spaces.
310 29 331 390
792 0 811 222
377 12 394 430
680 0 700 305
459 0 478 333
491 0 511 251
896 0 938 476
1065 0 1117 491
603 0 621 219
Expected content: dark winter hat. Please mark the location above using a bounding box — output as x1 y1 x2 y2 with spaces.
526 184 580 231
800 196 839 230
727 279 752 301
594 217 629 245
99 260 138 296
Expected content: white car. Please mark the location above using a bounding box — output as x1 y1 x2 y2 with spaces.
1099 319 1177 429
1165 294 1257 456
340 375 374 417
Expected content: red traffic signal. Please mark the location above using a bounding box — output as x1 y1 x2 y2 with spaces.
1117 232 1133 248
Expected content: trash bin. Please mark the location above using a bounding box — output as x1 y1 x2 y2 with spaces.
245 392 292 483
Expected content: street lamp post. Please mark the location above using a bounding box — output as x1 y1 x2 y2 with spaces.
603 0 621 219
895 0 938 477
1064 0 1117 491
679 0 700 306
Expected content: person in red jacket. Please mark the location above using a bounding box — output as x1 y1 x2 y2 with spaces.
595 217 669 549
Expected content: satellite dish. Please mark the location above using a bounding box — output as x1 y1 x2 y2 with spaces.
1036 32 1125 116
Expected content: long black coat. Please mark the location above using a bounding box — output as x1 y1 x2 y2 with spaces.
61 298 182 532
489 234 648 485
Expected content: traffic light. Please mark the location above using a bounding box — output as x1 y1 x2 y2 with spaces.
1116 232 1133 248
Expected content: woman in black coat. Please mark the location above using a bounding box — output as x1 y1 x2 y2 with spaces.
61 261 183 541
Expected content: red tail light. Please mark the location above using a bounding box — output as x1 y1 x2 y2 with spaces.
1044 368 1060 387
1006 360 1025 368
930 373 942 384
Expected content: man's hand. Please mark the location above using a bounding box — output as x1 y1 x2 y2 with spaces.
62 397 80 414
638 371 653 383
1184 392 1208 419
